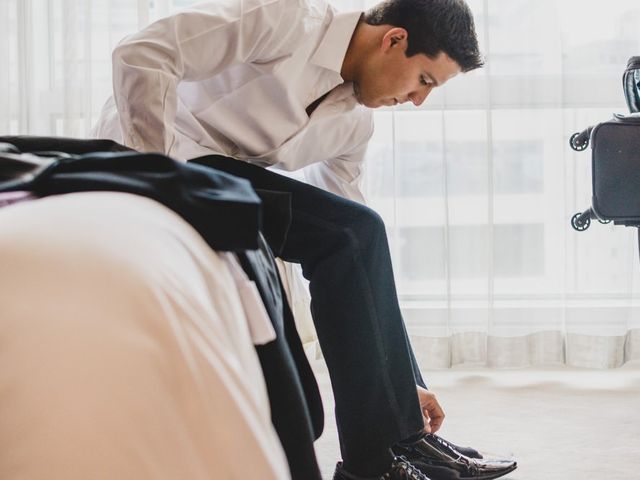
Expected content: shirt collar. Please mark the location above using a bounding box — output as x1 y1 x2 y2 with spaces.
310 10 362 79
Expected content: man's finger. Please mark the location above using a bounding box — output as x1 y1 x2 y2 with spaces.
422 405 444 433
422 413 431 433
429 412 444 433
416 386 446 433
425 402 444 433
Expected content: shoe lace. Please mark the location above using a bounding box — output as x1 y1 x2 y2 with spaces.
383 456 430 480
428 435 478 474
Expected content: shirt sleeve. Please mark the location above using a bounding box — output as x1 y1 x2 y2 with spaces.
112 0 313 153
303 110 374 205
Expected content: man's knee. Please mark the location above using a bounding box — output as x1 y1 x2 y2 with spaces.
345 203 388 248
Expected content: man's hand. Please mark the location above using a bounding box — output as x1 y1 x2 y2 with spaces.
416 385 445 434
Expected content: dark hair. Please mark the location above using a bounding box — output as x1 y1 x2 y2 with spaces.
364 0 484 72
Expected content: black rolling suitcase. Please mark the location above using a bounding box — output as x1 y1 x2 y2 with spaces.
569 56 640 232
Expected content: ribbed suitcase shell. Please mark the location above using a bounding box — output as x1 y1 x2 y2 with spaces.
590 114 640 226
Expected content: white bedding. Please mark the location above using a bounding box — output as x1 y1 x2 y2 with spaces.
0 192 290 479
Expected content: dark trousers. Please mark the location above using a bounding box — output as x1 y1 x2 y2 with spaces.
193 156 426 476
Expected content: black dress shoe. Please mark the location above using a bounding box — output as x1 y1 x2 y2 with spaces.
432 435 482 459
392 434 517 480
333 456 432 480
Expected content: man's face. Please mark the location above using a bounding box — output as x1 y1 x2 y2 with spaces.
354 30 461 108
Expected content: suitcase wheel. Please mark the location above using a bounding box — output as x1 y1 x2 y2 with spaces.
571 212 591 231
569 132 589 151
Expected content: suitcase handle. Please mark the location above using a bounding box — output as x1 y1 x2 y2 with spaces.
623 56 640 113
613 112 640 123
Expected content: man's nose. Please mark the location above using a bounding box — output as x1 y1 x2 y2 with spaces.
409 86 432 106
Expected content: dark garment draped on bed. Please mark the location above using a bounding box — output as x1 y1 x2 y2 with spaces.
0 136 323 480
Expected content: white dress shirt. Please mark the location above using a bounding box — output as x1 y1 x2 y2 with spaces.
93 0 373 203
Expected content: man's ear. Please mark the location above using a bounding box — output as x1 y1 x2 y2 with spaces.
381 27 408 53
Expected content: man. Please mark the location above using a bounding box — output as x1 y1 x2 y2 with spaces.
94 0 516 478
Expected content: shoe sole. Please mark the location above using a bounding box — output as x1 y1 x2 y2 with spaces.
459 463 518 480
412 461 517 480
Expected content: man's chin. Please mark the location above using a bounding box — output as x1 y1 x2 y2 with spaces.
363 97 396 108
359 98 381 108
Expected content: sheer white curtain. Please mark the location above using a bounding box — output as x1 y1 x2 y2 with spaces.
0 0 187 137
2 0 639 368
363 0 640 369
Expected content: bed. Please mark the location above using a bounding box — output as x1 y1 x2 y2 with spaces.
0 191 291 479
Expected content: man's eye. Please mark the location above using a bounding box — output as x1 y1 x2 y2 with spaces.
420 76 430 86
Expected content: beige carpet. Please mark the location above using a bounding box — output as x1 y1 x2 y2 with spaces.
312 360 640 480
